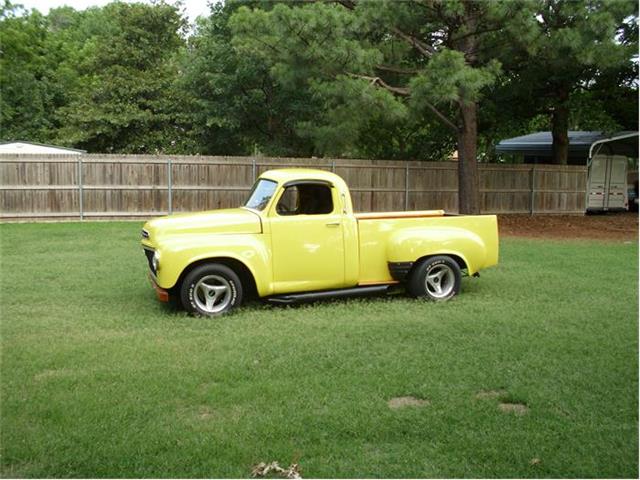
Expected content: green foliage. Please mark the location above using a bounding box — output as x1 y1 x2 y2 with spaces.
0 3 53 142
227 1 420 158
296 76 408 156
54 2 190 153
181 2 317 156
231 2 382 83
0 0 636 161
485 0 638 162
410 51 501 106
229 1 486 159
0 1 192 153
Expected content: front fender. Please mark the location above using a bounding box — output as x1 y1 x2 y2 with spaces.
154 233 272 295
387 227 486 274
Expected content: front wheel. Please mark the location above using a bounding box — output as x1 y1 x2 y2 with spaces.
180 264 243 316
408 256 461 301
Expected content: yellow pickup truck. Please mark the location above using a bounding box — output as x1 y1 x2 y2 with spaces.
141 169 498 316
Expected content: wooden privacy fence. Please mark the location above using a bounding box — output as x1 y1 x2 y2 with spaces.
0 154 589 220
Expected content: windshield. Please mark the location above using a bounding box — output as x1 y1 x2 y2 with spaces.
244 179 278 211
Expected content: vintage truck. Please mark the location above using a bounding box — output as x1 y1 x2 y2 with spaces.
141 169 499 316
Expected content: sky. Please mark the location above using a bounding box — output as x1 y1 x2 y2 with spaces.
16 0 214 23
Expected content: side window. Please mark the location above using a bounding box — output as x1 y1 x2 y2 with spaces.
276 184 334 215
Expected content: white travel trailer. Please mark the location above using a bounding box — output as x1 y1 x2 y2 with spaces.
587 133 638 212
586 154 628 211
496 131 638 213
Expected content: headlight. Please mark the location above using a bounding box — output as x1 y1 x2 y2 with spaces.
152 251 160 272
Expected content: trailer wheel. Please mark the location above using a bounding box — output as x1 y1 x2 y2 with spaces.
409 256 461 301
180 264 243 316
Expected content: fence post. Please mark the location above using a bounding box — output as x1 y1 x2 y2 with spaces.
78 156 84 220
404 164 410 210
252 157 257 181
529 165 536 215
167 158 173 215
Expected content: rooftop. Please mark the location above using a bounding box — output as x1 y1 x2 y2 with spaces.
496 131 638 158
0 141 86 155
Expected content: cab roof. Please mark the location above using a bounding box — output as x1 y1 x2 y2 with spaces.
260 168 347 187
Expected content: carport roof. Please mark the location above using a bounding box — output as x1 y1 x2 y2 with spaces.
496 131 638 158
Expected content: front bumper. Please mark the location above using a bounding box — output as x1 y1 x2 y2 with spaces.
148 272 169 303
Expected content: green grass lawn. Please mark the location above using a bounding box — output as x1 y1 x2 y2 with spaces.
0 221 637 478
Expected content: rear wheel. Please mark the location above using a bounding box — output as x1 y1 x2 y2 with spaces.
180 264 243 316
408 256 461 301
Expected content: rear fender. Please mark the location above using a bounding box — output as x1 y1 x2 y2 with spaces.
387 226 486 275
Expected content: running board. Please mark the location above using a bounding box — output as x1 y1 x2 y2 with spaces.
267 285 392 304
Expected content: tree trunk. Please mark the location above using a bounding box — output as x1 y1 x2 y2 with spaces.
551 93 570 165
457 101 480 214
455 1 481 215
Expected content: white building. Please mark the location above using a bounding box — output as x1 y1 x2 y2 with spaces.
0 141 85 155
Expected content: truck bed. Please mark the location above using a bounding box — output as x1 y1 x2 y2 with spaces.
356 212 499 284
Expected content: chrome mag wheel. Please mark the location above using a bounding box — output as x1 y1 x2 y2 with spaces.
193 274 233 314
423 263 456 299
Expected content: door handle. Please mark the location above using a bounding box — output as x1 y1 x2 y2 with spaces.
326 222 340 227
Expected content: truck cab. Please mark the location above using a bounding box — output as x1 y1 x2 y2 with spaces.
245 169 359 294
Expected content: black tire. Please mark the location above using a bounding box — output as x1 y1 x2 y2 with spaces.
180 264 243 316
408 256 461 301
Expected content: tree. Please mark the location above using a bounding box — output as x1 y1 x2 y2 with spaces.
4 0 634 170
183 1 449 160
0 2 54 142
502 0 637 164
1 1 194 153
230 0 532 213
54 2 191 153
182 1 319 156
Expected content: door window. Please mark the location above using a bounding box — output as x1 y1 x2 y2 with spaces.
276 184 333 215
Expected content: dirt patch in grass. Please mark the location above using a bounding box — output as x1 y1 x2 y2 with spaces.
176 405 217 423
33 369 77 381
198 406 214 420
475 389 507 400
498 212 638 242
388 396 430 409
499 402 529 415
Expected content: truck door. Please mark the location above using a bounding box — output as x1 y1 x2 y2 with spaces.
269 181 345 294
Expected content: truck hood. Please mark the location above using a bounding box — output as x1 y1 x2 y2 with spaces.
143 208 261 241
